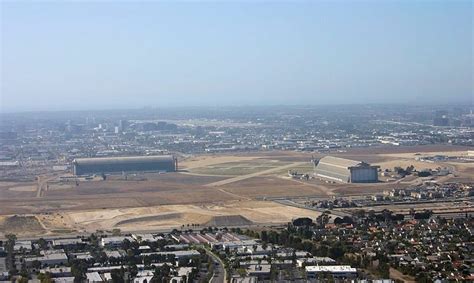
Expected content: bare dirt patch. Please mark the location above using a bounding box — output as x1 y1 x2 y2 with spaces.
206 162 305 187
390 267 415 283
204 215 253 227
180 155 259 170
375 160 442 172
221 177 329 198
57 200 322 234
0 215 45 236
0 182 37 199
0 147 471 237
115 213 184 226
8 185 37 192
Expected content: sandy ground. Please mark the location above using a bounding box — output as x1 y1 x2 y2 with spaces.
377 150 474 178
0 200 321 237
374 160 444 171
0 147 472 238
206 162 305 187
180 155 259 170
390 267 415 283
8 185 37 192
221 176 331 198
380 150 471 159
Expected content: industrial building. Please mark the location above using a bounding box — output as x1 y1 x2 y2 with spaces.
313 156 379 183
305 265 357 279
72 155 177 175
25 252 68 267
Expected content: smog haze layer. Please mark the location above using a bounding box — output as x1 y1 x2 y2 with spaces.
1 1 472 112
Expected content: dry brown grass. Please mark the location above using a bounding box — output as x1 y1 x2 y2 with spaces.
62 200 322 233
220 176 330 198
0 146 472 237
0 215 46 237
0 181 37 199
180 155 259 169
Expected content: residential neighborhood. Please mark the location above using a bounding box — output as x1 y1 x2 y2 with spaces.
1 205 472 283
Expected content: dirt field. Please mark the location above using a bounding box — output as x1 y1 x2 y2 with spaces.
375 159 444 172
205 162 305 187
189 160 291 176
378 150 474 178
0 215 46 237
0 146 472 238
0 181 38 199
67 200 321 232
0 201 321 237
220 176 332 198
390 267 416 283
180 155 259 169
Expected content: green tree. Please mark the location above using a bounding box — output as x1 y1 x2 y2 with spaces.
377 261 390 278
37 272 54 283
5 234 17 275
37 238 48 250
110 268 125 283
71 260 87 283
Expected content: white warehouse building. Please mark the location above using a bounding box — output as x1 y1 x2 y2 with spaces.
313 156 379 183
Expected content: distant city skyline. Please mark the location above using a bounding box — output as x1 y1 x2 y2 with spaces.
1 1 472 112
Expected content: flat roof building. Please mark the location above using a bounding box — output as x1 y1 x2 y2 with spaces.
305 265 357 279
247 264 271 280
86 272 103 283
26 253 68 267
14 240 32 251
52 238 83 248
314 156 379 183
141 250 201 260
100 236 133 247
73 155 177 175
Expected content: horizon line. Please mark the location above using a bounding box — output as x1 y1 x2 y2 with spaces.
1 101 473 115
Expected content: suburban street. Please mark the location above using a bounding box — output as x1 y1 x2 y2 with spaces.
203 247 226 283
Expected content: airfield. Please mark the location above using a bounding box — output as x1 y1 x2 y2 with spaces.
0 145 472 238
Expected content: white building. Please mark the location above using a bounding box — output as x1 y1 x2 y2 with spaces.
314 156 379 183
296 257 336 267
53 277 75 283
25 253 68 267
52 238 83 248
100 236 133 247
86 272 103 283
141 250 200 260
132 233 156 243
305 265 357 279
133 276 153 283
247 264 271 279
39 267 72 277
14 241 32 252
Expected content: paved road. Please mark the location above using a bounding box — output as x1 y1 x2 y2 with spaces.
206 162 305 187
36 174 59 198
273 199 350 217
203 247 226 283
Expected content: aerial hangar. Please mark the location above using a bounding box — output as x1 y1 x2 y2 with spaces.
73 155 177 175
313 156 379 183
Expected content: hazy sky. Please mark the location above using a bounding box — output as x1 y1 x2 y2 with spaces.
1 1 472 112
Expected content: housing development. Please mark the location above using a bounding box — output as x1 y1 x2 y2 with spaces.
1 213 472 282
0 105 472 282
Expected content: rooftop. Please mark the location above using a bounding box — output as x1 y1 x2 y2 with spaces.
73 155 174 165
318 156 373 169
305 265 357 273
